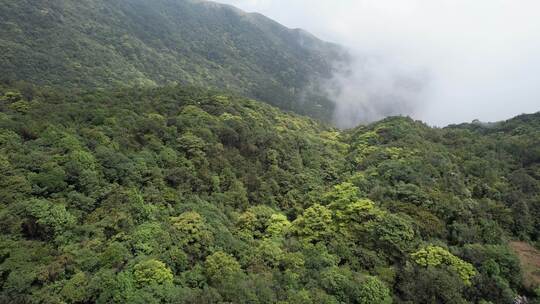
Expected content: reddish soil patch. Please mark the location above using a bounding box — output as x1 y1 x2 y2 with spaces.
510 241 540 289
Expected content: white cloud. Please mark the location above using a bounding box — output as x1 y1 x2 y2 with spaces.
218 0 540 126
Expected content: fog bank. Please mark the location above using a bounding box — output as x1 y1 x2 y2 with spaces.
218 0 540 126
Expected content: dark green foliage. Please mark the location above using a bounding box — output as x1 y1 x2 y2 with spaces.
0 82 538 303
397 263 469 304
0 0 348 121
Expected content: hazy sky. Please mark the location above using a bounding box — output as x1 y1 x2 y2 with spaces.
218 0 540 126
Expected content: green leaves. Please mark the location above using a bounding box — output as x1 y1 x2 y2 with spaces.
266 213 292 239
204 251 242 284
24 199 75 239
133 259 173 286
1 91 23 103
373 213 415 258
28 163 68 195
358 276 392 304
412 245 477 286
292 204 334 244
170 212 213 258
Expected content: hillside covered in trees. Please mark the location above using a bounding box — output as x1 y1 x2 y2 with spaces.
0 82 539 303
1 0 540 303
0 0 348 121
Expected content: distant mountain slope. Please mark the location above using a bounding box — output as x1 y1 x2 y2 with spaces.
0 0 348 120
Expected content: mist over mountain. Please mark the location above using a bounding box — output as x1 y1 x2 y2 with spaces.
220 0 540 127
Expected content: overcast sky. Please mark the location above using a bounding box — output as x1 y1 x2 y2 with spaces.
218 0 540 126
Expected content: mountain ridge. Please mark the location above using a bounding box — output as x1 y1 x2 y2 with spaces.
0 0 349 121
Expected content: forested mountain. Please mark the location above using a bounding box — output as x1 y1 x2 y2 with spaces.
0 0 348 121
0 82 539 303
1 0 539 303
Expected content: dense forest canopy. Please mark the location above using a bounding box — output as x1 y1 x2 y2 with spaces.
0 0 348 121
0 0 539 303
0 81 538 303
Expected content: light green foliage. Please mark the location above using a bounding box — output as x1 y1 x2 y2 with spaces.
8 100 31 113
323 183 383 236
133 259 173 286
324 182 362 208
336 199 381 229
266 213 292 238
236 205 275 239
358 276 392 304
236 210 258 235
412 245 477 285
170 211 213 257
1 91 23 103
252 238 285 267
292 204 334 243
131 222 170 255
68 149 97 171
204 251 242 283
25 199 75 238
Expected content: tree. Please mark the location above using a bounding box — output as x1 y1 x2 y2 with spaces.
28 163 68 194
373 213 415 259
323 182 362 208
224 180 249 209
397 263 468 304
1 91 23 103
60 272 91 303
204 251 242 284
292 204 333 243
24 199 75 239
170 211 213 259
266 213 292 239
131 222 171 255
357 276 392 304
133 259 173 286
411 245 476 286
177 132 206 159
319 266 358 303
236 205 275 239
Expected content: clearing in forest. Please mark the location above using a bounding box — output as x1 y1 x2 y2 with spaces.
510 241 540 289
